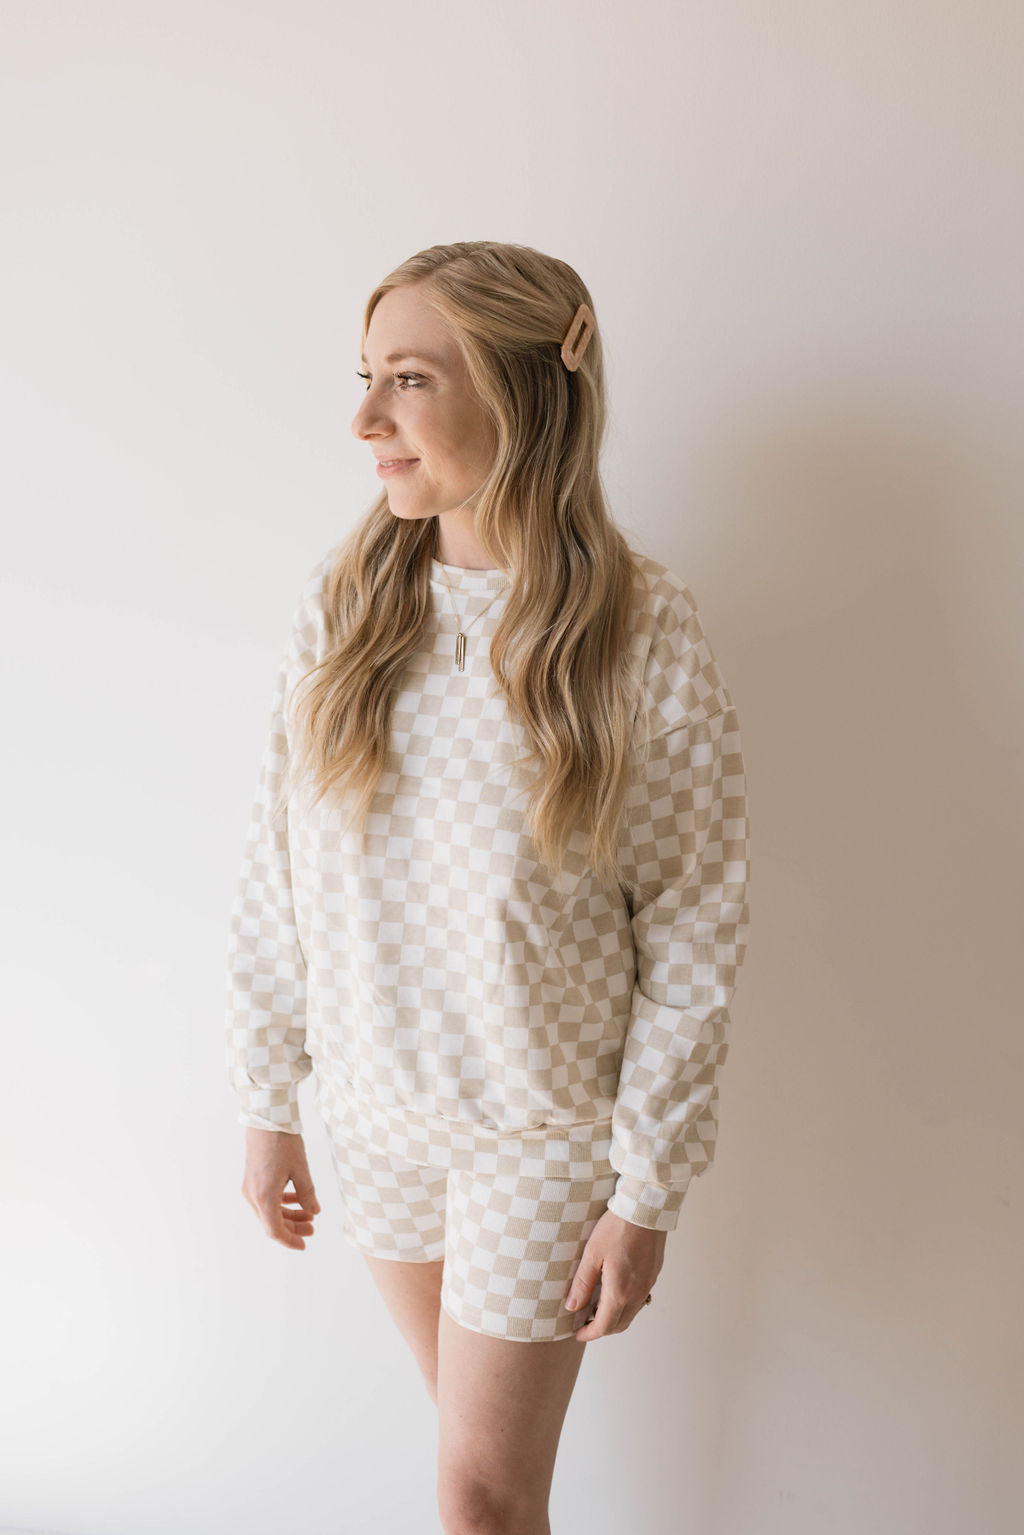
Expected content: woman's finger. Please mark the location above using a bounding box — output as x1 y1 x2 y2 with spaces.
573 1280 626 1341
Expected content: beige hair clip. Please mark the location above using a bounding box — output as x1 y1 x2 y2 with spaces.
560 302 596 372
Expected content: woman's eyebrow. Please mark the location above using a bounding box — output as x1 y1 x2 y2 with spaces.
359 349 446 367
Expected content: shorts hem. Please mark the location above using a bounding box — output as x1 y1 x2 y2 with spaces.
439 1295 584 1344
341 1228 446 1264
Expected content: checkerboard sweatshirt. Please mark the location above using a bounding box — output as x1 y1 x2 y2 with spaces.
224 542 750 1231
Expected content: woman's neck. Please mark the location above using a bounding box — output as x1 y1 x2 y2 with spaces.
433 509 499 570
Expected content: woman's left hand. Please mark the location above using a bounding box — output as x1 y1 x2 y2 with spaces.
565 1209 667 1340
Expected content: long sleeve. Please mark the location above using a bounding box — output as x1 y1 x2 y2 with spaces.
606 582 751 1232
224 567 327 1135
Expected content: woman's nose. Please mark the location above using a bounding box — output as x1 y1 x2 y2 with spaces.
354 386 399 442
351 396 388 440
351 405 376 440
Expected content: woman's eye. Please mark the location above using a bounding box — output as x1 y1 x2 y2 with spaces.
355 371 423 391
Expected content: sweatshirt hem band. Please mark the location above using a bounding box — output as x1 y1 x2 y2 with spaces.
314 1069 616 1181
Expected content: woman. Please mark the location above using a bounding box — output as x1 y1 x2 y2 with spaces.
225 240 750 1532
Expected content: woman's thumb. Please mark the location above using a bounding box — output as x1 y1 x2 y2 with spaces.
289 1165 321 1214
565 1255 600 1310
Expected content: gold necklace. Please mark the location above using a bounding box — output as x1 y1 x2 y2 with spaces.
435 561 509 671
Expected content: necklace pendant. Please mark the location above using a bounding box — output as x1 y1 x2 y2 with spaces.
455 630 466 671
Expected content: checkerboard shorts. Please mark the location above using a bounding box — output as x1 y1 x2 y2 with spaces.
324 1116 619 1343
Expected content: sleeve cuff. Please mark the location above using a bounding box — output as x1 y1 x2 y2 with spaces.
606 1174 689 1232
233 1083 304 1135
238 1111 302 1134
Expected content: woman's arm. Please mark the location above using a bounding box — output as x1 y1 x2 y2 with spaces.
224 567 326 1135
607 572 752 1232
608 700 751 1231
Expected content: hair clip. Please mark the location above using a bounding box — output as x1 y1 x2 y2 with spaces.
560 302 596 372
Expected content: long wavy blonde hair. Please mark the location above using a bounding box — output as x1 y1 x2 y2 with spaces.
281 240 652 900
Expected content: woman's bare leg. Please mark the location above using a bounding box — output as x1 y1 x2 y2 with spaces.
435 1305 588 1535
360 1252 445 1404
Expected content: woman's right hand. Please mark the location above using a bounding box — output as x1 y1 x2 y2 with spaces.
241 1126 322 1251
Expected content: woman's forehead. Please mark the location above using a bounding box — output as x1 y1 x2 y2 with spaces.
364 287 456 367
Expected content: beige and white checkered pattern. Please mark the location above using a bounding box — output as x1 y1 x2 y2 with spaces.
225 542 750 1234
324 1111 618 1342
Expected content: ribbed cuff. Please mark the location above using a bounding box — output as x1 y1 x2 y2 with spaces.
233 1082 303 1135
238 1110 302 1134
606 1174 688 1231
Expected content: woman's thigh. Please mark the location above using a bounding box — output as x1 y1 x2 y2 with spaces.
325 1120 449 1396
436 1304 587 1529
434 1165 616 1526
325 1114 617 1463
361 1252 446 1401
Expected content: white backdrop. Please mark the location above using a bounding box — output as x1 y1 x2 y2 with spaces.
2 3 1021 1533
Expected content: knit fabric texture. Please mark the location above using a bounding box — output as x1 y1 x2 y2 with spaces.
224 542 750 1232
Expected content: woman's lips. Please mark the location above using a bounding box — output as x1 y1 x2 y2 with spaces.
376 459 419 478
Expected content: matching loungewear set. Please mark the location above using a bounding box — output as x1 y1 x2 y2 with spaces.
225 544 751 1341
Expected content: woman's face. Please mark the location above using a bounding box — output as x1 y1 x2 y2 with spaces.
351 284 497 525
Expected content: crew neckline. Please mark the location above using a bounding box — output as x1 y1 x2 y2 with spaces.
429 557 511 593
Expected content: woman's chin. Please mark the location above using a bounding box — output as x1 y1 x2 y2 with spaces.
386 501 433 522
